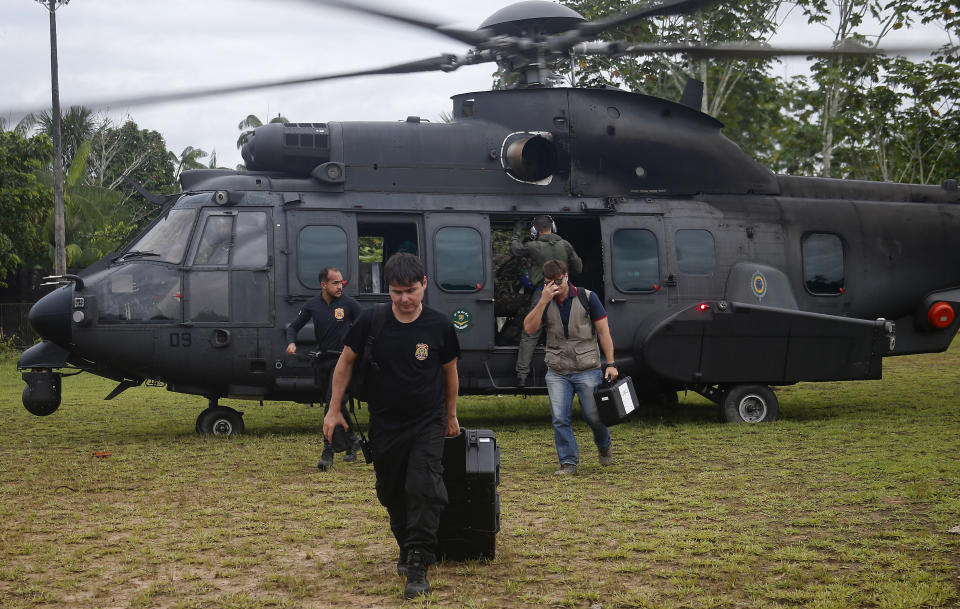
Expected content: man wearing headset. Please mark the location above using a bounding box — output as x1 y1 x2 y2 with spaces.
510 215 583 388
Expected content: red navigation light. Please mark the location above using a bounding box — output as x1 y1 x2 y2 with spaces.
653 284 659 291
698 302 710 312
476 283 482 290
927 301 955 329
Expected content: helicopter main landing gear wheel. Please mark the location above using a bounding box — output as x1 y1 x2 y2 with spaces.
196 406 245 436
721 384 779 423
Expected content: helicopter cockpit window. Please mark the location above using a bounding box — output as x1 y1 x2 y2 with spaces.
612 229 659 293
803 232 845 295
193 216 234 265
98 265 180 323
675 229 716 275
298 226 348 289
233 212 269 266
435 227 483 292
125 208 196 264
357 221 419 294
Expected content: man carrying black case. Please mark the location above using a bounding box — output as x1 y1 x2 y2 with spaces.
323 253 461 600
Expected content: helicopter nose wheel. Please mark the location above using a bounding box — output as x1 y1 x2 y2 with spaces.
196 405 245 436
720 384 779 423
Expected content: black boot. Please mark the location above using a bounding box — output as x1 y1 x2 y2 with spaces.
343 435 359 463
317 445 334 471
403 548 430 599
396 546 407 577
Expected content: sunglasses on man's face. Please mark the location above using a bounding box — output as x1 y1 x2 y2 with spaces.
545 276 564 287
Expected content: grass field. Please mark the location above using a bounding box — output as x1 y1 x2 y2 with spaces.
1 342 959 609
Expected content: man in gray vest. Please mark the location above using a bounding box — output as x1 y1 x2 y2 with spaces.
511 215 583 387
523 259 618 475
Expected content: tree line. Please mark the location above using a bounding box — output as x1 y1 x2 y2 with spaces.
0 110 288 286
561 0 959 181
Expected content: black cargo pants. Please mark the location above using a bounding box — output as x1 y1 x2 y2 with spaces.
314 357 356 451
370 414 448 564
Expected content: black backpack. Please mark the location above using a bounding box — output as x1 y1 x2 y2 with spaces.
348 303 390 402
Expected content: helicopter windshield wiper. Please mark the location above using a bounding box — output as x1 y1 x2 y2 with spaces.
114 250 160 263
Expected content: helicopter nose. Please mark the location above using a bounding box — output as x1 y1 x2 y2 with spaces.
28 285 73 347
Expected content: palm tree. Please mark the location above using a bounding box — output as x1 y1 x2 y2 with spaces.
236 113 289 149
170 146 209 181
36 105 95 171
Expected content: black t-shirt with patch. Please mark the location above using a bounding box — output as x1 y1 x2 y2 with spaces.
345 305 460 429
285 294 362 353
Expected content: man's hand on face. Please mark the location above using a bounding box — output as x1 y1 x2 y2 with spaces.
540 278 562 304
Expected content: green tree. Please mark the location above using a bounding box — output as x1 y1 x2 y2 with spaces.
33 105 96 172
93 120 176 230
170 145 209 181
0 131 52 284
560 0 802 162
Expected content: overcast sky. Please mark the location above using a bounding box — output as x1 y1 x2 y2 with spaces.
1 0 950 171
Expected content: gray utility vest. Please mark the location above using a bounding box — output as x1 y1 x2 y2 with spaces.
544 288 601 375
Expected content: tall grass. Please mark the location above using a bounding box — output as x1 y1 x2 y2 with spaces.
1 342 958 608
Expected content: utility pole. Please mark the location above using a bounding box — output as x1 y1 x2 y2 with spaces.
37 0 71 275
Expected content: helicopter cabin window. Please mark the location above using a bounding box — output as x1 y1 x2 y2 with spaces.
98 265 180 323
435 227 483 292
125 208 196 264
675 229 716 275
357 221 419 293
803 232 845 295
298 226 348 289
612 229 659 293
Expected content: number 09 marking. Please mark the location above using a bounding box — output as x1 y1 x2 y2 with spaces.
169 332 192 347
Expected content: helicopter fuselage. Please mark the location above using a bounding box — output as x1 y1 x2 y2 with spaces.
19 87 960 425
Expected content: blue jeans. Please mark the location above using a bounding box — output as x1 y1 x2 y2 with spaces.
545 368 611 465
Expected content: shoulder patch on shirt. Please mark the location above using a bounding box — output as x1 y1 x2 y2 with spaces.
414 343 429 361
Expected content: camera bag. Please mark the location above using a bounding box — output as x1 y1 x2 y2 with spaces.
594 375 640 426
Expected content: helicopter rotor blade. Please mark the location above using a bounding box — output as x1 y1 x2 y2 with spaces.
2 54 476 117
549 0 720 51
574 39 937 60
301 0 493 47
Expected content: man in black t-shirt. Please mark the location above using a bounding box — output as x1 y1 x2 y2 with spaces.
286 267 362 470
324 253 460 600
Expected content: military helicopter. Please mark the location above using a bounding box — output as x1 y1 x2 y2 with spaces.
16 0 960 434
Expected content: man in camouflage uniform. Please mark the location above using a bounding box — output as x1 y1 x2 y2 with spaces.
510 215 583 387
493 251 529 345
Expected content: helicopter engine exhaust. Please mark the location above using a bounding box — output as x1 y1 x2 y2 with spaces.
504 134 557 183
22 370 62 416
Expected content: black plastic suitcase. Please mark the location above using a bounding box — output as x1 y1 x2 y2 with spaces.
594 375 640 426
437 428 500 561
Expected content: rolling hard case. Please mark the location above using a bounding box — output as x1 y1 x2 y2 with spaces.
437 428 501 561
594 375 640 426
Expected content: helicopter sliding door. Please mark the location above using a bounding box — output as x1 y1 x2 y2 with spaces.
601 213 671 359
423 212 495 357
